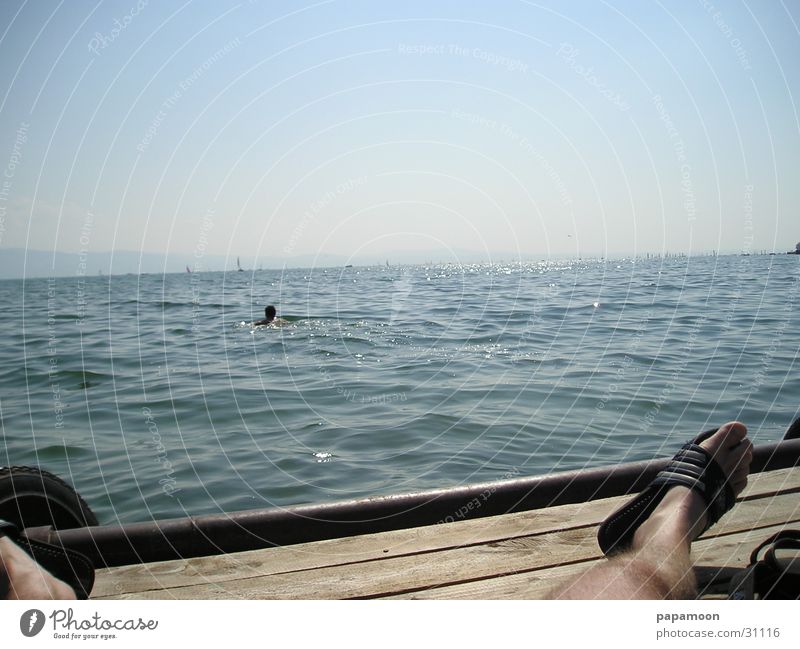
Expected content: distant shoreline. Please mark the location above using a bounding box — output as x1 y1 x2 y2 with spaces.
0 249 795 281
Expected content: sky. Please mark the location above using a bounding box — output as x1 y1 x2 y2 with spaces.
0 0 798 271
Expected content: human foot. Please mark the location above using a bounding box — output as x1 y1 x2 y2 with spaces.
598 421 753 555
634 421 752 549
693 421 751 516
0 536 76 599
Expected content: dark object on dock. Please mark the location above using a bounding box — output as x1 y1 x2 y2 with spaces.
0 466 98 530
786 417 800 440
25 431 800 569
728 529 800 599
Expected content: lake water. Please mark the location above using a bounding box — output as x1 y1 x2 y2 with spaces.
0 254 797 524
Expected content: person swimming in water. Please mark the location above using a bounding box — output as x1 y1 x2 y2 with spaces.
254 305 287 326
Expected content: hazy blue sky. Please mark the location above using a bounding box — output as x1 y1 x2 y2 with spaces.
0 0 798 268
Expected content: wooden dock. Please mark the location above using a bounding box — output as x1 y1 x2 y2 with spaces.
92 466 799 599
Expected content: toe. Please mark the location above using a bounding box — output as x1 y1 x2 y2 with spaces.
700 421 748 457
700 423 752 498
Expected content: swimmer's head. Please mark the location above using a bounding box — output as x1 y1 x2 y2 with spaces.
265 305 277 322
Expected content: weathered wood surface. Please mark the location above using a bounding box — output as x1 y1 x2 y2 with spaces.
93 467 800 600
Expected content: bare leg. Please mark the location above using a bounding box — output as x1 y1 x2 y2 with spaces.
548 421 752 599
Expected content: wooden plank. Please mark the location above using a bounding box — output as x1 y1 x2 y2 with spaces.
392 560 600 600
395 521 799 600
737 466 800 499
91 497 617 597
403 487 800 600
96 525 599 600
387 494 800 600
707 488 800 538
408 488 800 600
93 470 800 600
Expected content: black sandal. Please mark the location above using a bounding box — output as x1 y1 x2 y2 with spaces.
597 428 737 556
729 530 800 599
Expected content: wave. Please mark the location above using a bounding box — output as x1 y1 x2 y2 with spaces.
33 443 91 460
56 369 109 389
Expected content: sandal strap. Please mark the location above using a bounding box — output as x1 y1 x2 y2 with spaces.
652 444 709 492
651 442 734 528
597 436 737 556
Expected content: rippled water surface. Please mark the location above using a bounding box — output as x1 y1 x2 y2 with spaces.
1 254 797 523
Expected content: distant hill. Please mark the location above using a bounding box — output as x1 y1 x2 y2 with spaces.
0 248 538 279
0 248 226 278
